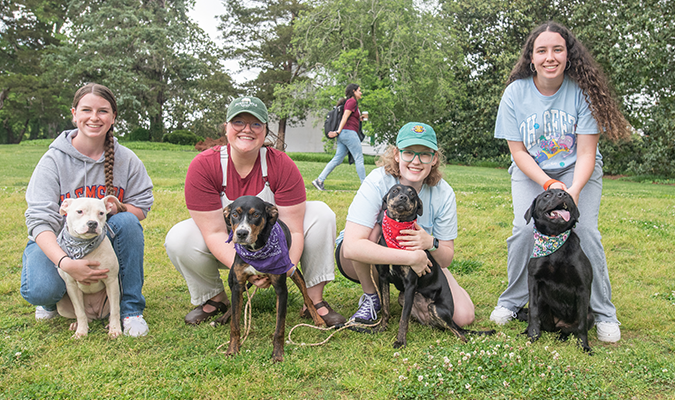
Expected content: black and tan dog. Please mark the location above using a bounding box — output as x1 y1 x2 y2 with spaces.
220 196 325 362
524 189 594 352
374 184 495 348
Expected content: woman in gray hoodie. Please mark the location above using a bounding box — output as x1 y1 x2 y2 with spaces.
22 83 154 337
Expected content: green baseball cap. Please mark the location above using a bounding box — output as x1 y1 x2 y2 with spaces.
396 122 438 151
226 96 268 123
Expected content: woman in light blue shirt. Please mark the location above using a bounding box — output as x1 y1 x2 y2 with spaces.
336 122 476 327
491 21 631 343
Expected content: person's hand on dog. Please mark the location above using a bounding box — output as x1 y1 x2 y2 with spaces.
398 222 432 251
409 250 432 277
59 258 109 285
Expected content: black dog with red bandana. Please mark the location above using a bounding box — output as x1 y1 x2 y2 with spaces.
375 184 495 348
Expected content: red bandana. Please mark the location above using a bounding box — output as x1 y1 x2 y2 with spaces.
381 211 416 250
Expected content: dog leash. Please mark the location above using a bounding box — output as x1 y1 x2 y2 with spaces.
287 266 384 346
216 285 258 353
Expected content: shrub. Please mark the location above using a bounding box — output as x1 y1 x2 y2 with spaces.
162 129 204 146
127 127 151 142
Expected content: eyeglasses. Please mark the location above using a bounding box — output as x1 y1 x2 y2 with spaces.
230 119 265 134
399 149 435 164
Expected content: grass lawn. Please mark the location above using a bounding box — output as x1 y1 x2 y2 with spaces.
1 140 674 399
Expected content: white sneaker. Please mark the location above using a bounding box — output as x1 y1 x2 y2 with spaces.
123 315 149 337
490 306 517 325
596 321 621 342
35 306 59 321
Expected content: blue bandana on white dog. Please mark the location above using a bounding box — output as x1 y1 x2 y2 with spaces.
531 227 571 258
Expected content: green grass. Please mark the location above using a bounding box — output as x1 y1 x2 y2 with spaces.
1 141 674 399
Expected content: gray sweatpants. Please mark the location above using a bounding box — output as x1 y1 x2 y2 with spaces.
496 160 619 323
165 201 337 306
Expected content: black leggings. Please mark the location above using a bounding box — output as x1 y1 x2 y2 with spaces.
335 241 361 284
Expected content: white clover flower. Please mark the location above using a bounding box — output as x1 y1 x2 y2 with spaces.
503 381 510 388
418 375 424 382
398 375 407 381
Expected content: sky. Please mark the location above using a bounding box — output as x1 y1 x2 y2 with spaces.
188 0 257 83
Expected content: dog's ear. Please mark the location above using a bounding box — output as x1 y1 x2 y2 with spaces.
223 205 232 231
524 197 538 224
59 199 73 216
570 201 580 223
416 197 424 217
103 195 126 214
265 202 279 226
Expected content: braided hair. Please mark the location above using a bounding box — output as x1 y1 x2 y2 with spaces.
72 83 118 197
506 21 631 142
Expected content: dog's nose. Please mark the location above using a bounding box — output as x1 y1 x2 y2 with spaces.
236 229 249 240
87 220 99 230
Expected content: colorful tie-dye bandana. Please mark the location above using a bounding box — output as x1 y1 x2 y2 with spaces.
531 227 571 258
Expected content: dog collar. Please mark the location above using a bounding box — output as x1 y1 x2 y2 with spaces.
227 222 294 275
56 223 111 261
381 211 416 250
531 227 571 258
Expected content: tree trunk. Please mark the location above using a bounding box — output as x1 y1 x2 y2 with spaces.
276 118 287 151
0 88 8 110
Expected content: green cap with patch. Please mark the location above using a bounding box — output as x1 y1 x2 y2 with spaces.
226 96 268 123
396 122 438 151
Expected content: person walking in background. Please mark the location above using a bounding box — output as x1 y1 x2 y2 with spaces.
22 83 154 337
312 83 367 190
490 21 631 343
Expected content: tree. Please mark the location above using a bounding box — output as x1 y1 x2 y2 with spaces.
291 0 462 145
0 0 69 144
44 0 236 141
219 0 312 150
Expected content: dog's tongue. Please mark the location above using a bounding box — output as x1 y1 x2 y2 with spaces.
551 210 570 222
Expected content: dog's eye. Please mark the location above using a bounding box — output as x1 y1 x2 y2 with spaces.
76 210 83 214
99 211 105 216
252 212 261 219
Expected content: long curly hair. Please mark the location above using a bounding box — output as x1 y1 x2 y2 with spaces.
72 83 118 196
507 21 630 142
376 145 445 187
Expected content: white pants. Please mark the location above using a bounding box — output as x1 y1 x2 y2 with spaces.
165 201 336 306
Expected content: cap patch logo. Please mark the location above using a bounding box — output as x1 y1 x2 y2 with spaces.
412 125 426 134
239 97 257 108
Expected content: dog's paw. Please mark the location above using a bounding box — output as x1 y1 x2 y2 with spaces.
393 340 407 349
108 328 122 339
71 330 88 339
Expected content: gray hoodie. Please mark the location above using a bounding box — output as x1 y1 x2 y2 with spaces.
25 129 154 240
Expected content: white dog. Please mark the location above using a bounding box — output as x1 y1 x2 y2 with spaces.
56 196 124 339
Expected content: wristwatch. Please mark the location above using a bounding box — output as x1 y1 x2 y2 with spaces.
428 237 439 252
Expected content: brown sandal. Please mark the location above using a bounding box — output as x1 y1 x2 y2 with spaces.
184 299 229 325
300 301 346 327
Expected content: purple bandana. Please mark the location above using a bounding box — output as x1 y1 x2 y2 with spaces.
226 222 294 275
531 227 571 258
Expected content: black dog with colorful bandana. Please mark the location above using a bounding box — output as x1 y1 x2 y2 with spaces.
524 189 594 352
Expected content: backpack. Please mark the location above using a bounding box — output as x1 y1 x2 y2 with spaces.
323 104 344 139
